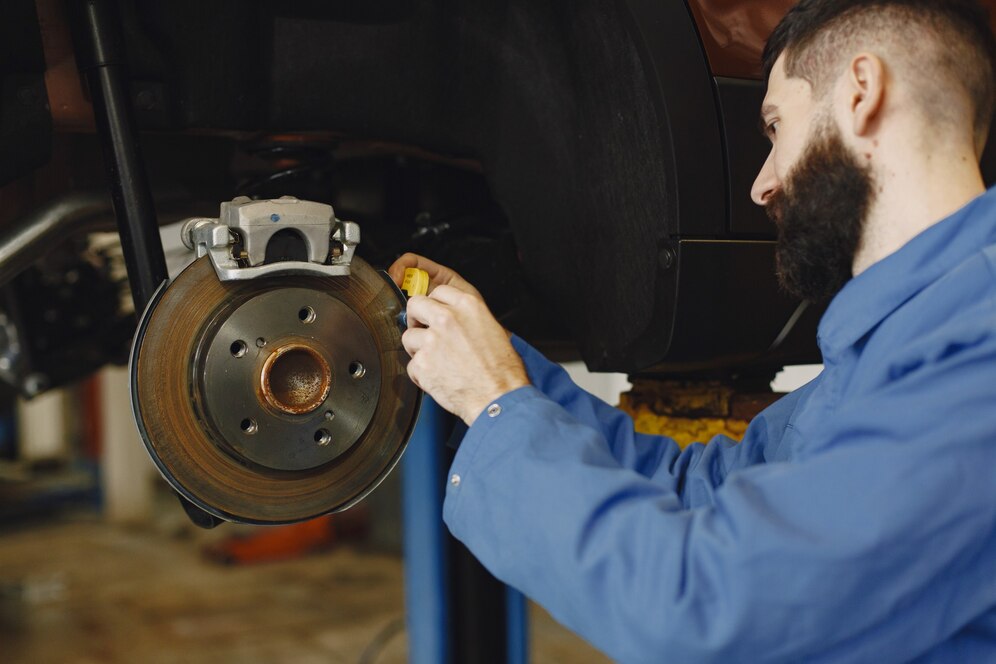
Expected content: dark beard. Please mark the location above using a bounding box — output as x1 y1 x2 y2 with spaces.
766 123 875 302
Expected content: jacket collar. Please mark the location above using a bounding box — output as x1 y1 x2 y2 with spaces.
817 186 996 361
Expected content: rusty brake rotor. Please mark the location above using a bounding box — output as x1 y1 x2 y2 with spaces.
131 254 420 524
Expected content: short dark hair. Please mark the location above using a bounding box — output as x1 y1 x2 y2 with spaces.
763 0 996 142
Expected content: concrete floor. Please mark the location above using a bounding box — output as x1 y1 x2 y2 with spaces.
0 515 608 663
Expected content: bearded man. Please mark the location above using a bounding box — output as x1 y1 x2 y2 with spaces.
388 1 996 661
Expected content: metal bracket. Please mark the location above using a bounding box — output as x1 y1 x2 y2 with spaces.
181 196 360 281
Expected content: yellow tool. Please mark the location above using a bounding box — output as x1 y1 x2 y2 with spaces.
401 267 429 296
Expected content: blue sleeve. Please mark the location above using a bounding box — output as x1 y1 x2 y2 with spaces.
510 335 793 508
446 334 996 663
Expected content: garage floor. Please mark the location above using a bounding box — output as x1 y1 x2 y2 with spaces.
0 515 608 663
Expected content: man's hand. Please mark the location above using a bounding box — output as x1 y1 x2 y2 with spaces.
388 254 528 425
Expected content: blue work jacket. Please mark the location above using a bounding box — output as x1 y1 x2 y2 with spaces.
443 187 996 663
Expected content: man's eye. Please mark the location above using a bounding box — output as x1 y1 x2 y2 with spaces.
765 120 780 138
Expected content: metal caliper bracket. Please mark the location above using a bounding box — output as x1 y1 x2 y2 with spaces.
180 196 360 281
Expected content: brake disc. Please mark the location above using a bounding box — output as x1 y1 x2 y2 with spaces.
130 198 420 524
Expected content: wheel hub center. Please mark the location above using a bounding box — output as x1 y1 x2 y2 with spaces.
261 344 331 414
196 287 382 472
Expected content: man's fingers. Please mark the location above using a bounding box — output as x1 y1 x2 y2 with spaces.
401 327 429 356
427 284 475 307
405 295 456 330
407 287 492 335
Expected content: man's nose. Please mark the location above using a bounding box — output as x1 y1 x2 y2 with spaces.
751 152 779 206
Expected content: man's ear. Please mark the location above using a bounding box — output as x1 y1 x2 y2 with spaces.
847 53 886 136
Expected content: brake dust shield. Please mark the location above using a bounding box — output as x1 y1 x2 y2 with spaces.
131 256 420 524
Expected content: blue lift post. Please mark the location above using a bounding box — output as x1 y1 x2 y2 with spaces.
506 586 528 664
402 397 529 663
402 397 449 663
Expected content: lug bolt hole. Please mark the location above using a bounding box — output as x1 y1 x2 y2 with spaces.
315 429 332 446
240 418 258 434
298 306 316 324
230 340 248 358
349 361 365 379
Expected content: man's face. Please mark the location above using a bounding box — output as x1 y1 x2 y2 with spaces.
752 55 876 302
